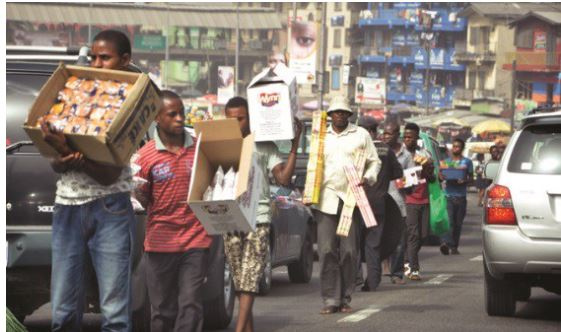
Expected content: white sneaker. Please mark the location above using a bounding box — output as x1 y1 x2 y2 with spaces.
404 263 411 277
409 270 422 281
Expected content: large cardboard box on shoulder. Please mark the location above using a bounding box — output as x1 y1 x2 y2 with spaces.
188 119 263 235
23 63 162 166
246 63 298 142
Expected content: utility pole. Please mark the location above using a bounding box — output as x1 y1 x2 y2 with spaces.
235 2 240 95
163 3 170 89
318 3 327 111
510 60 517 133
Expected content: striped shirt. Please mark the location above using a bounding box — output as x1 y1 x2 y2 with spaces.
136 129 212 252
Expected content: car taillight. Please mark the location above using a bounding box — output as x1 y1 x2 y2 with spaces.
486 184 517 225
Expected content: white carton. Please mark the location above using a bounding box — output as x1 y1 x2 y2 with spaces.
246 63 298 142
188 119 263 234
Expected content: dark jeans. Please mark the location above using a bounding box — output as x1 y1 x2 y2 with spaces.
314 204 360 307
405 204 430 271
145 249 209 332
363 213 385 290
51 193 135 332
442 196 467 249
389 217 407 278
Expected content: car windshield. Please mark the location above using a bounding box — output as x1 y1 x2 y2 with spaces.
507 124 561 175
7 72 51 150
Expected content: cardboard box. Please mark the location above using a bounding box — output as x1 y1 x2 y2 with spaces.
246 63 298 142
441 167 467 180
23 63 162 166
188 119 263 235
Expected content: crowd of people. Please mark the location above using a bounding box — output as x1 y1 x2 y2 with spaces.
38 30 505 332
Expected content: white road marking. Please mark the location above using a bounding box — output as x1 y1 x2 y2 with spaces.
470 255 483 261
425 274 453 285
338 306 383 323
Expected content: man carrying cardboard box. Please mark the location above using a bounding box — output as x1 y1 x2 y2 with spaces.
223 96 301 332
313 96 381 315
134 90 212 332
39 30 137 331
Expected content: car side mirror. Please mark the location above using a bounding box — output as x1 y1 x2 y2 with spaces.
484 161 500 180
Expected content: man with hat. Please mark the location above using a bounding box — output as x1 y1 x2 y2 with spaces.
312 96 381 314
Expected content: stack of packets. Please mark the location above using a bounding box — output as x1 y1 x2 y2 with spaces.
36 76 133 136
303 111 327 204
336 148 377 237
395 154 430 188
203 166 238 201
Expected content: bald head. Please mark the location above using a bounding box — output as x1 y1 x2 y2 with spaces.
382 122 400 146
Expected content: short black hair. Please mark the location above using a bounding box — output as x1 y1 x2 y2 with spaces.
160 90 184 111
93 29 131 57
453 138 465 149
404 122 420 134
225 96 248 111
357 116 378 132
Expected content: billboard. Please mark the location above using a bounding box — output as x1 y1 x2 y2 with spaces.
217 66 235 105
355 77 386 104
289 20 318 85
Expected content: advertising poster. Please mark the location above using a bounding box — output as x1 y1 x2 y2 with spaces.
217 66 235 105
289 20 318 84
355 77 386 104
534 31 546 50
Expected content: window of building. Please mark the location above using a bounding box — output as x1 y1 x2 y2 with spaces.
332 67 341 90
515 27 534 49
334 2 342 11
261 3 270 8
468 70 476 90
478 70 487 90
333 29 341 48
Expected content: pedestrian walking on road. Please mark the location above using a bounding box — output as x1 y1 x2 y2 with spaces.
357 117 403 292
224 97 302 332
312 96 381 314
134 91 212 332
382 122 415 284
40 30 136 331
439 138 473 256
403 123 436 281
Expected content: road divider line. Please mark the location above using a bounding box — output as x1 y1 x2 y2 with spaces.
425 274 453 285
337 306 383 323
470 255 483 261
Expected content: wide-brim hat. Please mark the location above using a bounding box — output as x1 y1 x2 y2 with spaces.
327 96 354 114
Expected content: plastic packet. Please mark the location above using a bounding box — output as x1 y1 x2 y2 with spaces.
222 167 237 200
203 186 213 201
212 183 224 200
212 166 225 187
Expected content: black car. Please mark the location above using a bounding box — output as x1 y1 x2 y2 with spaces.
6 51 314 330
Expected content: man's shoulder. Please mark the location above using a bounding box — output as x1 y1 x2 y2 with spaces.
138 140 156 156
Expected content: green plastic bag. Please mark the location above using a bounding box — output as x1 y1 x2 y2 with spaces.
419 132 450 236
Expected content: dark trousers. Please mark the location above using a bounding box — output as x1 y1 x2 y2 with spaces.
314 205 360 307
442 196 467 249
389 217 407 278
405 204 430 271
363 213 385 290
145 249 209 332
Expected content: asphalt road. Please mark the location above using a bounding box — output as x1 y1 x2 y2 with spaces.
23 192 561 331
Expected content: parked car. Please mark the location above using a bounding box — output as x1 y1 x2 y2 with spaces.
6 50 314 331
482 110 561 317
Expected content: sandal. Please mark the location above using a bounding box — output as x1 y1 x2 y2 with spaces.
339 304 353 313
320 305 338 315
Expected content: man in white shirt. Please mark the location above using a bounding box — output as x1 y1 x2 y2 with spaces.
313 96 381 314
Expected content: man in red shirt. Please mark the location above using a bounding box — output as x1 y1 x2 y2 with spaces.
135 90 212 332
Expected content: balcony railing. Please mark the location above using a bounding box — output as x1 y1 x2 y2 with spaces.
504 51 560 68
454 88 496 101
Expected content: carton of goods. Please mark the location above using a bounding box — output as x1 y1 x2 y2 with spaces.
303 110 327 204
23 63 162 166
440 161 467 180
395 166 425 189
188 119 263 235
246 62 298 142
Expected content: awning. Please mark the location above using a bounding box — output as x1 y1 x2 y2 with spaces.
7 3 282 30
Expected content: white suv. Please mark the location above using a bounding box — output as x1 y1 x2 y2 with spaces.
482 110 561 317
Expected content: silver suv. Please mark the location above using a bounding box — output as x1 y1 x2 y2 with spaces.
482 110 561 317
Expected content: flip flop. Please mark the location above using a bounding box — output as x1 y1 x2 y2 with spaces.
320 305 338 315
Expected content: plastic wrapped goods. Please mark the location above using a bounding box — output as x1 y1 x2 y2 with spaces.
303 111 327 204
203 166 238 201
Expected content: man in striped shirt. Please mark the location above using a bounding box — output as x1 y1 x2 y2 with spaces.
135 90 212 332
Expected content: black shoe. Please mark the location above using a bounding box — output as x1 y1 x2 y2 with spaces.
440 243 450 255
451 248 460 255
361 283 376 292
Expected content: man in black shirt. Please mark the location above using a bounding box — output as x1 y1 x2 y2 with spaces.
357 116 403 291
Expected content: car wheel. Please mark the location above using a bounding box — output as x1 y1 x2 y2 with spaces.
258 243 272 295
204 260 235 330
484 260 516 317
288 223 314 283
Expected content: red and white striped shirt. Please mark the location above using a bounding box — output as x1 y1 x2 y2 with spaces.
136 130 212 252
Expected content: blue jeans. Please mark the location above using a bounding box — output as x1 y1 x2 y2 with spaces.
51 192 135 332
441 196 467 249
